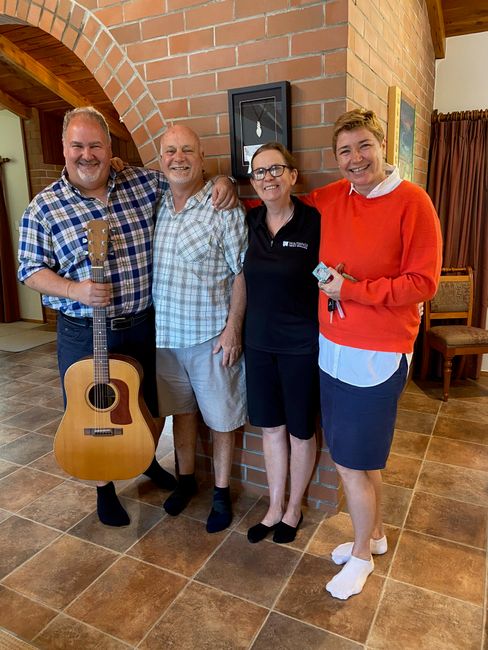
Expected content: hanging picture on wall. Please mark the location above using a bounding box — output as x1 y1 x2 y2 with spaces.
387 86 416 181
228 81 291 179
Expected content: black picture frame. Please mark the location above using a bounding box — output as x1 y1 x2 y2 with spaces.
227 81 291 179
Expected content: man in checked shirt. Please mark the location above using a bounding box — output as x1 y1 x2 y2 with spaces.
17 107 236 527
153 125 247 533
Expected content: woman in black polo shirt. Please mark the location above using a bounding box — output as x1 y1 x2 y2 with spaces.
243 142 320 544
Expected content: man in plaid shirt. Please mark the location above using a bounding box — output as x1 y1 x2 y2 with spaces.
153 125 248 533
18 107 235 527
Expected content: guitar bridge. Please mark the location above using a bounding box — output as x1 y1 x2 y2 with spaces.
84 428 123 437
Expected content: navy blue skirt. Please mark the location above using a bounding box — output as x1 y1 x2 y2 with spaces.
320 356 408 470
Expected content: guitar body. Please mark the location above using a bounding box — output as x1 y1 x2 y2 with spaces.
54 354 156 481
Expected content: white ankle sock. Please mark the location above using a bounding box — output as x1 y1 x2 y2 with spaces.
331 535 387 565
326 556 374 600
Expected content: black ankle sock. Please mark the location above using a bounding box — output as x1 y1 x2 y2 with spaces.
144 457 177 490
96 482 130 527
163 473 198 516
206 486 232 533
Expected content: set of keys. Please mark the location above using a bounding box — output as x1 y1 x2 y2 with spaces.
312 262 346 322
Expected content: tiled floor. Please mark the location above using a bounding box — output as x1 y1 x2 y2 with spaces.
0 341 487 649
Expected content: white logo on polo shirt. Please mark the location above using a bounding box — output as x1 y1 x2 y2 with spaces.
282 241 308 249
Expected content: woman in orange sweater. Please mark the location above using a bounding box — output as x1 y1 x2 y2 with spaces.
309 109 442 600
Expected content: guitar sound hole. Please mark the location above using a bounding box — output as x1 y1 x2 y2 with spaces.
88 383 116 409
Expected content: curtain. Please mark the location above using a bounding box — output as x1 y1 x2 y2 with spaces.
427 110 488 376
0 162 21 323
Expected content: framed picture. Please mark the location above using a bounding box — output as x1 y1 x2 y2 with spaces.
387 86 416 181
227 81 291 179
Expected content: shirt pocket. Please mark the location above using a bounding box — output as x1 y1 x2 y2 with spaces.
176 223 212 263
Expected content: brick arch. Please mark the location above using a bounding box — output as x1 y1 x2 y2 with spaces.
0 1 164 165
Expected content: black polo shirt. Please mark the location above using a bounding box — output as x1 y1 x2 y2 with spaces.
243 196 320 354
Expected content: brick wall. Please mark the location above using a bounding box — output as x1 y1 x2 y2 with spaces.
0 0 436 513
22 109 64 198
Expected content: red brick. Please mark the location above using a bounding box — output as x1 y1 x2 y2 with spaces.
292 25 347 56
247 468 268 487
148 80 172 101
127 77 146 102
189 93 228 116
170 29 214 56
127 38 168 62
138 141 160 165
97 6 124 29
217 66 266 91
318 467 341 488
168 0 205 9
295 150 322 171
291 103 321 127
238 37 287 66
123 0 165 22
136 93 158 120
146 56 189 80
201 135 229 156
141 13 185 40
27 3 42 24
110 23 142 46
269 56 322 82
326 0 348 25
159 98 189 120
176 116 218 137
173 73 216 98
215 17 264 46
268 5 324 37
186 0 234 29
307 483 339 503
235 0 286 18
190 47 236 74
293 76 346 102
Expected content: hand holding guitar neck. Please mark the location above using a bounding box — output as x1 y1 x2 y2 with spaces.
67 278 111 307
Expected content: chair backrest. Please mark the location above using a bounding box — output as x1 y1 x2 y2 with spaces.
424 266 474 330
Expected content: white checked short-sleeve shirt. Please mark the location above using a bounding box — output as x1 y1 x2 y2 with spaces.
153 181 248 348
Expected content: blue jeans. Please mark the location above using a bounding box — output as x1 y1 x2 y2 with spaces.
56 308 158 416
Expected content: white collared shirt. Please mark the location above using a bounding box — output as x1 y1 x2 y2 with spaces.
319 165 412 386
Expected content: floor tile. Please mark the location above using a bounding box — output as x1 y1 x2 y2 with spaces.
0 380 35 400
28 451 71 479
66 556 187 646
405 491 487 548
391 429 430 459
2 406 62 432
426 436 488 472
368 579 483 649
0 586 56 641
416 460 488 507
196 531 300 607
69 497 164 552
440 398 488 424
16 385 64 409
390 529 485 605
434 414 488 445
119 473 174 507
19 481 97 531
0 398 28 421
141 582 267 649
0 433 53 465
275 553 383 644
22 367 60 386
128 514 226 576
0 467 64 512
0 458 18 479
251 611 362 649
34 615 131 649
394 409 436 435
381 483 412 527
182 484 259 528
0 516 60 579
0 423 29 446
398 391 441 414
34 416 62 437
309 512 400 577
382 453 422 489
3 534 117 609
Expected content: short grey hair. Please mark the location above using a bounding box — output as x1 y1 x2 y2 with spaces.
62 106 111 143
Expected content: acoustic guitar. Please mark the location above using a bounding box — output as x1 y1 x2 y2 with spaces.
54 220 156 481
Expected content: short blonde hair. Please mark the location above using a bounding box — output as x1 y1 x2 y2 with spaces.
332 109 384 155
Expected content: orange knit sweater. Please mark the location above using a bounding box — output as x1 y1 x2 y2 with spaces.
308 179 442 353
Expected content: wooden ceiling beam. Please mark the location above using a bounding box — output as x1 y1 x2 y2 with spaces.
0 34 129 140
0 86 31 119
426 0 446 59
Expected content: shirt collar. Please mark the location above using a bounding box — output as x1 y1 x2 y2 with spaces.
61 167 115 198
348 164 402 198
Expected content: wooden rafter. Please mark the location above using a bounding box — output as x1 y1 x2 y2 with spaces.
0 86 31 119
0 34 129 140
426 0 446 59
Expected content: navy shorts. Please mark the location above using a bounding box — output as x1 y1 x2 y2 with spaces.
245 347 319 440
320 355 408 470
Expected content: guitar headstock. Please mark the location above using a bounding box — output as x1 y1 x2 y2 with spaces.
86 220 109 267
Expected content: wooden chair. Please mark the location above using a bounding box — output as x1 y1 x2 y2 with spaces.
420 267 488 401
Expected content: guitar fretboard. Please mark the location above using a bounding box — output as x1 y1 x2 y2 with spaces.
91 265 109 385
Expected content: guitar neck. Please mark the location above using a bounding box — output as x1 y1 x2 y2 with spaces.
91 264 109 384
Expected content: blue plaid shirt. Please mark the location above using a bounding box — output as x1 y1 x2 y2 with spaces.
18 166 168 318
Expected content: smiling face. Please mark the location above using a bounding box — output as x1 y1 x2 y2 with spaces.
335 127 386 196
250 149 298 206
159 125 205 193
62 116 112 195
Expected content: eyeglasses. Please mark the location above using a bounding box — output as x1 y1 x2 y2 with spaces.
250 164 292 181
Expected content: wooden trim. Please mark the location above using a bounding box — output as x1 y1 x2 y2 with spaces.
425 0 446 59
0 88 31 120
